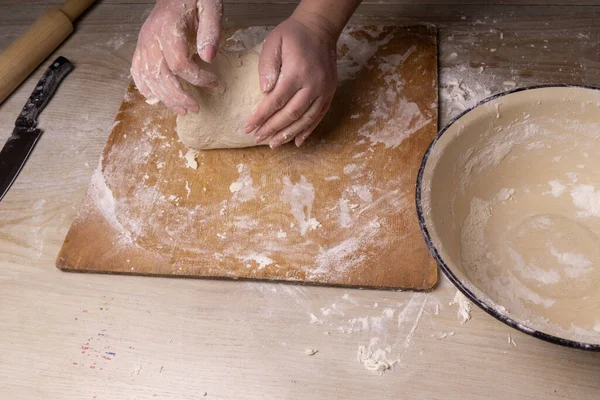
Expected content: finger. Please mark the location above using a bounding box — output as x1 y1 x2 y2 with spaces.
245 78 300 134
294 120 321 147
267 127 298 149
264 97 324 146
254 89 315 143
258 33 282 93
161 35 218 88
196 0 223 62
142 46 198 115
131 49 155 101
137 45 163 103
295 99 332 147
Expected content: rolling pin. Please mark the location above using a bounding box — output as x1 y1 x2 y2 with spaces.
0 0 98 104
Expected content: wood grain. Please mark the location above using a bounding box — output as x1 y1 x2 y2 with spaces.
4 2 600 399
57 26 438 290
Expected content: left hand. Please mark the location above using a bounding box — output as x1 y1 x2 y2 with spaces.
244 12 338 148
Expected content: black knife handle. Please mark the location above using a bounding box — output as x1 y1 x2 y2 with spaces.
15 56 74 128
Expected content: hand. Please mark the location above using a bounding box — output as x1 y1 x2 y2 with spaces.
130 0 223 115
245 12 338 148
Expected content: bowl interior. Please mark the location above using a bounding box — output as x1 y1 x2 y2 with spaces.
420 86 600 346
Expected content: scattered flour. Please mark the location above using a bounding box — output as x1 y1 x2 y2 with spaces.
570 184 600 217
304 349 319 356
281 176 321 235
357 345 392 374
230 164 257 202
449 291 472 324
240 253 274 270
547 180 566 197
184 149 199 169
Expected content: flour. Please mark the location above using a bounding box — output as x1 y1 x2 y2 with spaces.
184 149 199 169
351 185 373 203
88 167 134 245
230 164 257 202
508 248 561 285
240 253 274 270
547 180 566 197
458 122 552 193
337 25 393 82
280 176 320 235
570 184 600 217
460 197 492 271
304 349 318 356
229 182 243 193
357 45 431 148
357 345 392 374
309 312 323 325
314 238 367 279
449 291 472 324
549 247 593 278
338 197 351 228
343 164 358 175
496 188 515 202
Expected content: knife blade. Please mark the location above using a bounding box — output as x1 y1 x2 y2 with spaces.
0 56 73 201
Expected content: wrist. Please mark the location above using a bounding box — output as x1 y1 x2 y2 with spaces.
291 10 342 42
292 1 358 40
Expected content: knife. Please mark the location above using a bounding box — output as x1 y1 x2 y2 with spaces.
0 56 73 201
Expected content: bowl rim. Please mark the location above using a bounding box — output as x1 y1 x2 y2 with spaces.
416 84 600 351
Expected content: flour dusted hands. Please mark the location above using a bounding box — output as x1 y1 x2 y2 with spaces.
245 12 339 148
130 0 222 116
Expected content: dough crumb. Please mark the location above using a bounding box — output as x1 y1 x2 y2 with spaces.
449 290 472 324
357 346 392 374
304 349 318 356
130 364 142 376
184 149 199 169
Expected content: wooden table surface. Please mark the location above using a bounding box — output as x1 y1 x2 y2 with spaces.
2 1 600 399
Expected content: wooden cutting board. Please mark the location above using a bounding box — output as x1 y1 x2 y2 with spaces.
57 25 438 290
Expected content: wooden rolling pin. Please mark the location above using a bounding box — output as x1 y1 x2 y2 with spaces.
0 0 98 104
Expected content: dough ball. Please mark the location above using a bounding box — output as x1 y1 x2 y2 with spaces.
176 44 266 150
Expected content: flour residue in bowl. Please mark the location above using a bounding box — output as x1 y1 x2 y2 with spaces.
443 91 600 344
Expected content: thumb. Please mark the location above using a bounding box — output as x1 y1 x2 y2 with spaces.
258 35 282 93
196 0 223 63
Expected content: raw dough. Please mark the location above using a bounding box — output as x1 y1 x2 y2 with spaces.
176 44 265 150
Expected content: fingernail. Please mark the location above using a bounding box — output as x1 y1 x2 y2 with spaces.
188 104 199 113
200 45 217 63
245 124 257 134
174 107 187 116
256 134 269 143
260 76 268 92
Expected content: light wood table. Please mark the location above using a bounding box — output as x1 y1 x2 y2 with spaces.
2 1 600 399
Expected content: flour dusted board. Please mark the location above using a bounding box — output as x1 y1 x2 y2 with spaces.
57 25 438 290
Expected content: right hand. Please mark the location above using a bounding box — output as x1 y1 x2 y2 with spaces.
130 0 223 115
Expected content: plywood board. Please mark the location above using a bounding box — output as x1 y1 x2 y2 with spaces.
57 25 438 290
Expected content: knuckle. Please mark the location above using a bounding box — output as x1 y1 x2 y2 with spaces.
285 108 303 122
169 59 187 75
271 97 286 111
305 110 319 124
